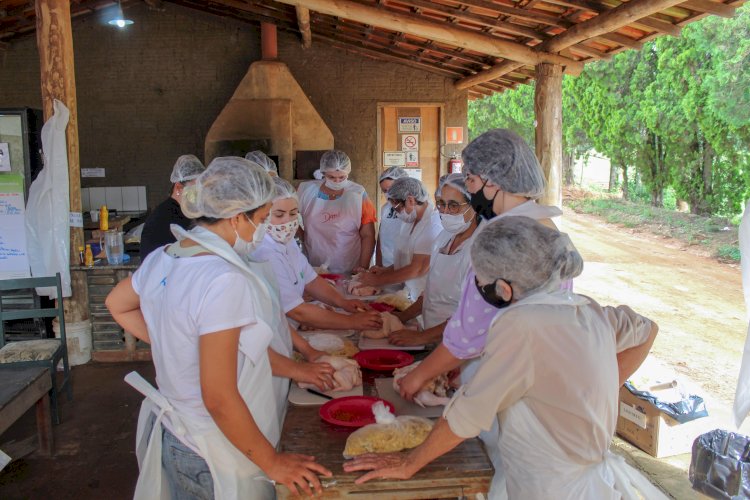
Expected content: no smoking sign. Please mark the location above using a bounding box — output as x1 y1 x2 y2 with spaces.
402 134 419 152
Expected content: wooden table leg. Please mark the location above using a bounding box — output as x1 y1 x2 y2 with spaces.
35 393 54 456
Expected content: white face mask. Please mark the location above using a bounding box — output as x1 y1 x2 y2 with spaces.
324 178 350 191
440 211 472 234
234 214 267 256
267 217 300 244
397 205 417 224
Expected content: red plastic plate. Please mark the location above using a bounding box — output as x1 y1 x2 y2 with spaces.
319 396 396 428
369 302 396 313
354 349 414 371
319 273 344 281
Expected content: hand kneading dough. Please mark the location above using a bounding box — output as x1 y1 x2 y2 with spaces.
361 312 403 339
393 361 451 407
299 355 362 392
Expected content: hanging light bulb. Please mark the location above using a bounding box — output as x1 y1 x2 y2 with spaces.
108 0 134 28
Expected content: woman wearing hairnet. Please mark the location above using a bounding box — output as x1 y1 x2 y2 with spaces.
140 154 206 259
345 216 663 500
396 129 565 497
252 177 383 331
298 150 377 273
106 157 332 499
245 150 278 177
375 167 408 268
356 176 443 300
388 173 482 346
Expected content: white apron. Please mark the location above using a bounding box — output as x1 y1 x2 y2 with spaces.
500 400 667 500
422 227 478 329
393 205 440 301
126 225 287 499
378 201 401 267
298 180 364 273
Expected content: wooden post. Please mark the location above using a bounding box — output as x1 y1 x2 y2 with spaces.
295 6 312 49
534 63 563 208
36 0 88 323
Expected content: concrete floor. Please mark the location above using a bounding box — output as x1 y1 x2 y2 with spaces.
0 361 715 499
0 362 154 500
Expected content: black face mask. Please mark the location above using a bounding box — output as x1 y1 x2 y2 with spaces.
475 276 513 309
470 179 498 220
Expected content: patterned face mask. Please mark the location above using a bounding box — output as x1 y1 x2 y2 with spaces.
267 217 300 244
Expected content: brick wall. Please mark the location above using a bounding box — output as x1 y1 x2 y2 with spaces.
0 2 467 207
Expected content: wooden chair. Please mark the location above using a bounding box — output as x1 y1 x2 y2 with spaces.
0 273 72 424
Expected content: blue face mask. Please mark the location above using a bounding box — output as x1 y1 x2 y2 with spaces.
474 276 512 309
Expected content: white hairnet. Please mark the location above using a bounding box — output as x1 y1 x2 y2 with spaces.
471 216 582 300
170 154 205 183
463 129 546 199
388 177 429 203
439 172 470 201
379 167 409 183
319 150 352 174
272 176 298 203
181 156 274 219
244 150 277 175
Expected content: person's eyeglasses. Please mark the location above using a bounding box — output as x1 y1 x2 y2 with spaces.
436 200 469 215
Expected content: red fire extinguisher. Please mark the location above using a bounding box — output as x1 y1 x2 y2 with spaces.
448 153 462 174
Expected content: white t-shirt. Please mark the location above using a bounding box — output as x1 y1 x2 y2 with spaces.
132 250 270 425
393 205 443 300
252 233 317 313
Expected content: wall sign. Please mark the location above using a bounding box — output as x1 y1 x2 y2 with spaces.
446 127 464 144
405 151 419 167
383 151 406 167
398 117 421 133
405 168 422 181
0 173 31 279
82 167 106 178
401 134 419 152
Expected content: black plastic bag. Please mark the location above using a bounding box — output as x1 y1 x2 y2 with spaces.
624 381 708 423
690 429 750 499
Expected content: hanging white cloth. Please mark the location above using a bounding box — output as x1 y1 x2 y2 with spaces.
298 180 365 273
734 200 750 426
25 99 71 297
126 225 285 499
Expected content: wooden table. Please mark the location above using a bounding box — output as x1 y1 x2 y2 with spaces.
276 370 493 499
0 366 53 456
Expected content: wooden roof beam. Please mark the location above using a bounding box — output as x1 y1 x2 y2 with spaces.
540 0 689 53
273 0 583 71
681 0 736 17
295 5 312 48
456 0 687 90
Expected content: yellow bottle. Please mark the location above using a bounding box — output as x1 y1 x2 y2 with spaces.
84 244 94 267
99 205 109 231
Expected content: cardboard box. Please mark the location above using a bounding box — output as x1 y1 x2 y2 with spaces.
616 386 713 458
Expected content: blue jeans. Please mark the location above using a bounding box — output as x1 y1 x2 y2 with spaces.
161 426 214 500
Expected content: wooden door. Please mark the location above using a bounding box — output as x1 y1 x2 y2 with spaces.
379 105 443 208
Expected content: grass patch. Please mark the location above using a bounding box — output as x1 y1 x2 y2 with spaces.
566 192 740 265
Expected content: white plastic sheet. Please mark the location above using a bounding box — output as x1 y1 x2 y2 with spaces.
734 200 750 427
25 100 71 297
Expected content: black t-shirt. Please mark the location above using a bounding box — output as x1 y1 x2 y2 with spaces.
139 197 192 259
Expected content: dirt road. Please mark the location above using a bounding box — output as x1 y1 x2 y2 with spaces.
560 209 745 408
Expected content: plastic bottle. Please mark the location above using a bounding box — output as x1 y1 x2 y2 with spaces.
78 245 85 265
84 244 94 267
99 205 109 231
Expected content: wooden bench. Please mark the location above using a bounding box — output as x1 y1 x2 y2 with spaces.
0 366 54 457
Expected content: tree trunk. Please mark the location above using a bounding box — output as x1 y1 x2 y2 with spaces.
563 151 575 186
621 163 629 200
608 162 618 192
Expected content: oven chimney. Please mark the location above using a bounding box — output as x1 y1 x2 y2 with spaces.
261 22 278 60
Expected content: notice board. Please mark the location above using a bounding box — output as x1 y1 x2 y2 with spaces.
0 173 31 279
